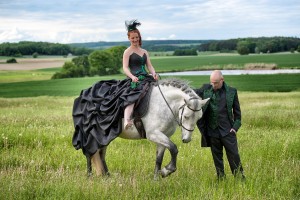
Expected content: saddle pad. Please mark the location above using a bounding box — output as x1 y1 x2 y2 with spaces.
133 82 154 118
132 82 155 138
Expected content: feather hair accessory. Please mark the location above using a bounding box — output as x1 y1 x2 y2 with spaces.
125 19 141 31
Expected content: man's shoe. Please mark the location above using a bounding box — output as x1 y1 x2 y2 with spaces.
234 173 246 182
241 174 246 182
217 174 226 181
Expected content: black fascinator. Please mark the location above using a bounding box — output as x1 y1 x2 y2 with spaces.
125 19 141 32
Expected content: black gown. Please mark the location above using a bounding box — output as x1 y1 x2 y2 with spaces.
72 53 156 156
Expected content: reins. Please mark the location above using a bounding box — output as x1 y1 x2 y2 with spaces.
156 81 201 132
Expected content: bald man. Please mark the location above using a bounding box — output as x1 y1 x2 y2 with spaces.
195 70 245 180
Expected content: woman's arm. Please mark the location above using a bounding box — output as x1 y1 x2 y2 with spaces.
144 50 158 80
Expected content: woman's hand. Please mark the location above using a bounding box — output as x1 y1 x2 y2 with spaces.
131 76 139 82
153 73 158 80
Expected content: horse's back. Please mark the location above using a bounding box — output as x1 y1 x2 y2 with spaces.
118 86 176 139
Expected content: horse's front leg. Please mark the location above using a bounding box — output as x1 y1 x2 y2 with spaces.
160 141 178 178
154 144 165 180
148 133 178 178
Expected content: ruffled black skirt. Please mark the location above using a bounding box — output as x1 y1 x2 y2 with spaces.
72 76 155 156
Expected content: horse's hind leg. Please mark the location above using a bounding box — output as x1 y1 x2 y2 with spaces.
91 149 106 176
86 156 92 177
99 147 110 176
154 144 165 180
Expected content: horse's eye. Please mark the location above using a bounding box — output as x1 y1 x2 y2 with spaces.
184 116 189 120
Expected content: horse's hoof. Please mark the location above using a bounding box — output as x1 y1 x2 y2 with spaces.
161 166 177 178
160 168 171 178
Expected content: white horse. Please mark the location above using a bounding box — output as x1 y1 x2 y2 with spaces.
86 79 209 180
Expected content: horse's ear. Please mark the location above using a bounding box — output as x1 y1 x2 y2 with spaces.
201 98 210 107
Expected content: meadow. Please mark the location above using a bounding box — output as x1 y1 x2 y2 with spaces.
149 53 300 72
1 52 300 74
0 92 299 199
0 54 300 199
0 74 299 98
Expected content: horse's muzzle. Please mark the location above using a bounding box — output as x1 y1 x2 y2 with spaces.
182 138 191 143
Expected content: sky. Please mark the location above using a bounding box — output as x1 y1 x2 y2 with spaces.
0 0 300 44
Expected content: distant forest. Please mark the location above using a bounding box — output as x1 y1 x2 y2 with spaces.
0 36 299 56
0 41 92 57
70 40 208 51
70 37 300 54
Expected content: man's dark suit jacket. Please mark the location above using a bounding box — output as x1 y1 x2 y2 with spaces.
194 82 241 147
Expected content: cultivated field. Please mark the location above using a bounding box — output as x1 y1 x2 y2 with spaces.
1 52 300 73
0 54 299 199
0 57 69 71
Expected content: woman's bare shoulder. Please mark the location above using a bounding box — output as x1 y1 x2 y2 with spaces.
123 47 132 56
141 48 149 55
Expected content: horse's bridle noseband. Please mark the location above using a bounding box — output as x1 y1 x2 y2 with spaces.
157 84 201 132
178 97 202 131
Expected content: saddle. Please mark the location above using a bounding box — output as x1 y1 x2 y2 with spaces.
132 82 156 138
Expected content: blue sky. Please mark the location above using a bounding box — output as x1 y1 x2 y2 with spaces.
0 0 299 43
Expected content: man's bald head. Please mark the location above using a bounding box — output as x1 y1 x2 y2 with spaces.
210 70 224 91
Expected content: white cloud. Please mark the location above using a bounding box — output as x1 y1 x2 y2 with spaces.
0 28 31 42
168 34 176 39
0 0 299 43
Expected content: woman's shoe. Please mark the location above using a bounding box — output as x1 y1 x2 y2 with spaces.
124 119 133 130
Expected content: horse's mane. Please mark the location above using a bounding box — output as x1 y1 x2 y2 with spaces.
158 78 198 98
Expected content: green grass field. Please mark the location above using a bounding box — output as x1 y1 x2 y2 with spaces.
0 54 299 199
0 92 299 199
150 53 300 72
0 68 60 83
0 74 299 98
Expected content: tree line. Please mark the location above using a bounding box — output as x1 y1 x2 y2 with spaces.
0 41 92 57
1 37 299 57
70 40 207 50
70 37 300 55
52 46 126 79
199 37 300 55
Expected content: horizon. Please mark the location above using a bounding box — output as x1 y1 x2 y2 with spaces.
2 36 300 45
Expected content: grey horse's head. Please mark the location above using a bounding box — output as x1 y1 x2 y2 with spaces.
179 97 209 143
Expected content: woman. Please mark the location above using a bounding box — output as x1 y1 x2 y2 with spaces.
122 20 158 129
72 20 158 154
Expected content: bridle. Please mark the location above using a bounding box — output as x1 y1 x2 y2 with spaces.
157 84 202 132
